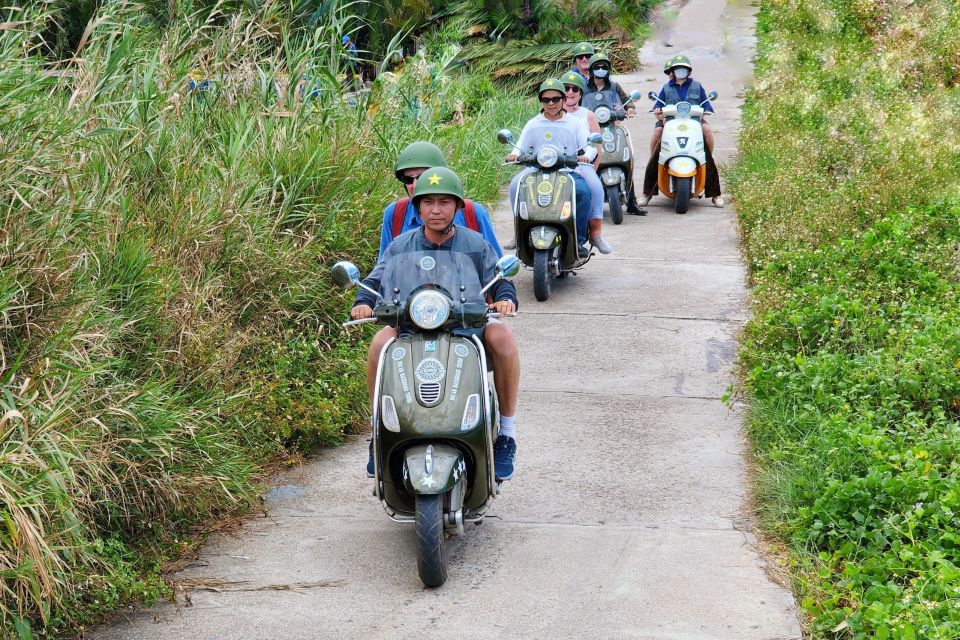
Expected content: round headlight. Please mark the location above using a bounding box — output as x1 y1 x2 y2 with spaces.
536 146 558 169
409 290 450 330
594 106 611 124
676 101 692 118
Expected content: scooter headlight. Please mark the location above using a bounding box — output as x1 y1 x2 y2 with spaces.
675 101 692 118
594 106 611 124
408 290 450 330
536 146 558 169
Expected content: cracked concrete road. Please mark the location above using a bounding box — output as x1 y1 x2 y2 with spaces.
92 1 801 638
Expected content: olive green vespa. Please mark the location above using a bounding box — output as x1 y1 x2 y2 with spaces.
332 253 520 588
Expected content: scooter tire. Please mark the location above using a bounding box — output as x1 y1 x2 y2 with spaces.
674 177 691 214
415 493 448 588
606 185 624 225
533 249 552 302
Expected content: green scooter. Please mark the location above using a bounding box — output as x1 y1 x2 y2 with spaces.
332 252 520 588
498 129 602 302
585 90 643 224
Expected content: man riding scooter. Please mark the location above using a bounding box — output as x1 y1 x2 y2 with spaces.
641 54 723 207
570 41 595 83
353 167 521 481
506 78 597 257
379 141 502 259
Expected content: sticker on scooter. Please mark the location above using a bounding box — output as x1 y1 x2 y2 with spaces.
537 182 553 195
453 344 469 358
415 358 446 383
392 347 406 361
677 137 689 149
419 256 436 270
425 341 436 353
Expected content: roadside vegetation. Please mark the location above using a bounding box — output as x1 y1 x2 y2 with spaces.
0 2 529 637
730 0 960 637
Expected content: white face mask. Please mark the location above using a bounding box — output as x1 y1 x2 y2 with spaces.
674 67 689 80
593 68 609 79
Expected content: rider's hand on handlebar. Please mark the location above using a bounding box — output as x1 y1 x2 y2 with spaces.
577 155 589 164
627 107 636 117
655 108 664 122
351 304 374 320
488 300 516 316
505 154 518 163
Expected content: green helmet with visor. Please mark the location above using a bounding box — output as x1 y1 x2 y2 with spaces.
395 141 446 181
412 166 465 210
664 54 693 75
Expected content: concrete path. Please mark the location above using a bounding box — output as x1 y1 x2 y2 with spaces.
93 1 800 638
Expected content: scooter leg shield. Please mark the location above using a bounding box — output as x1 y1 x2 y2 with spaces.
600 167 624 187
403 444 465 496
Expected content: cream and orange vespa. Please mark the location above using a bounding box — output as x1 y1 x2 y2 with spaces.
647 89 718 214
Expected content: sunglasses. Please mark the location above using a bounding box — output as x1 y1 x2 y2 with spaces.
564 85 582 93
575 54 591 61
399 174 421 185
540 95 564 104
592 65 610 71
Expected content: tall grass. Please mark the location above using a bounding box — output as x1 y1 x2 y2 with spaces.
730 0 960 637
0 1 527 636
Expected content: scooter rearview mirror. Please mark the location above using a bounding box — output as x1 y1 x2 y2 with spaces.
495 255 521 280
587 132 603 145
708 91 718 101
496 129 514 145
629 90 643 101
331 261 361 290
647 91 658 101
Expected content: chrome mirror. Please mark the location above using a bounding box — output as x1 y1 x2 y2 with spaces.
496 129 514 145
331 261 361 290
587 132 603 145
495 255 521 279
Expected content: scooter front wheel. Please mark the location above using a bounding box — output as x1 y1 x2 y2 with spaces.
606 185 624 224
415 493 448 587
674 176 692 214
533 249 552 301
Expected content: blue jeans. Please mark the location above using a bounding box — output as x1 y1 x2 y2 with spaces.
576 165 605 220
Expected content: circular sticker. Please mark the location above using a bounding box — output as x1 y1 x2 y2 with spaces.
595 93 603 100
391 347 406 361
678 124 689 132
419 256 436 270
415 358 446 383
537 182 553 195
454 344 469 358
524 176 535 185
543 132 553 141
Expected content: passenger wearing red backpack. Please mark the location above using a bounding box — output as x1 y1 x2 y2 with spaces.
378 141 503 259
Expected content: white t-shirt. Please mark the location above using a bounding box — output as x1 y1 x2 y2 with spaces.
515 111 594 162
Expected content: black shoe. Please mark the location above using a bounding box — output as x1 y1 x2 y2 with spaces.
627 202 647 215
493 435 516 481
578 243 590 258
366 439 374 478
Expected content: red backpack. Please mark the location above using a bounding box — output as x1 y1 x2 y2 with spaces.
391 197 479 239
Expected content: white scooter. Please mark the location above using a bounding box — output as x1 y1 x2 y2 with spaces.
648 90 718 214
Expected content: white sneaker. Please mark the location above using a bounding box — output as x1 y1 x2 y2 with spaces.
639 195 652 206
591 236 613 254
711 196 725 208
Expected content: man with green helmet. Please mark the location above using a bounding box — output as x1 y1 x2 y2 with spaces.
380 141 502 258
506 78 598 256
570 41 595 83
353 167 522 481
642 54 723 206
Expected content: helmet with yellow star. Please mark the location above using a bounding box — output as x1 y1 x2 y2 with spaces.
412 166 465 209
664 54 692 75
538 78 566 101
572 41 595 59
560 71 586 93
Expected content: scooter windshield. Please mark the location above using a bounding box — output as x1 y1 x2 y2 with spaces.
584 87 623 113
379 250 486 311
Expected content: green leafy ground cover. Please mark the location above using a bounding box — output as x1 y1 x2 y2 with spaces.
730 0 960 637
0 2 528 636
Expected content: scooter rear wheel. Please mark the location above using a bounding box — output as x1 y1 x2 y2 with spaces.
674 177 692 214
606 185 624 225
533 249 552 302
415 493 448 587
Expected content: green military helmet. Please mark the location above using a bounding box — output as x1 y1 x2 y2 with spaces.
664 54 693 75
395 141 446 181
588 52 612 71
560 71 586 92
538 78 566 100
412 166 465 208
572 41 595 58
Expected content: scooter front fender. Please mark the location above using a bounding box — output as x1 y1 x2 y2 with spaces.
600 166 624 187
667 156 698 178
402 444 465 495
528 225 561 251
